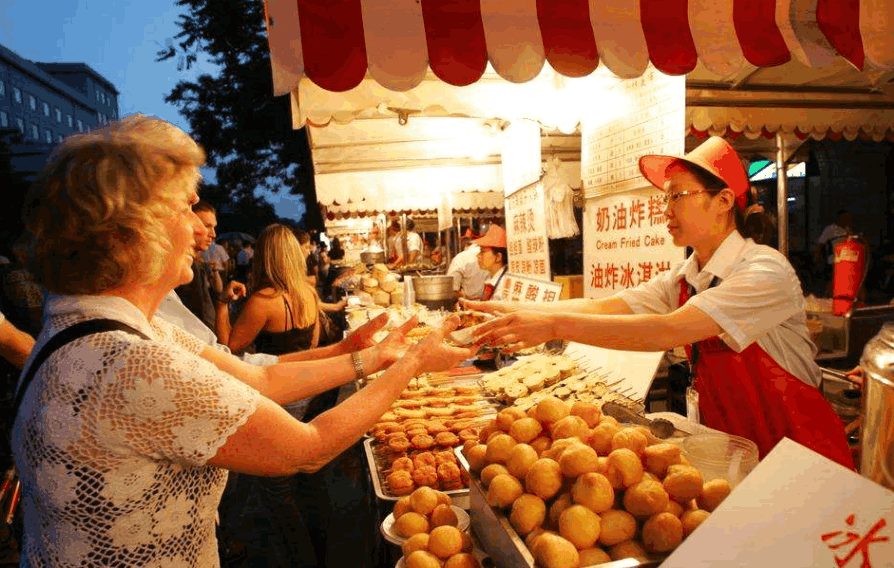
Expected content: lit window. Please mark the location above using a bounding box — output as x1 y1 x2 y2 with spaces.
97 111 102 122
77 119 83 132
67 114 73 127
55 108 62 122
13 87 21 104
31 124 39 139
44 129 52 143
29 95 36 110
57 134 63 143
0 80 4 96
16 118 24 132
111 110 117 119
0 111 6 127
43 102 50 117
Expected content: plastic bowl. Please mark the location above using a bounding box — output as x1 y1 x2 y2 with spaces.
681 433 759 488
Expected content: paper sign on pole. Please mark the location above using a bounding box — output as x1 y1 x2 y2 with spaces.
663 438 894 567
501 119 542 197
505 181 551 280
438 191 453 231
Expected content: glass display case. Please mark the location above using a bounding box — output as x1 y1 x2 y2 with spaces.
808 304 894 367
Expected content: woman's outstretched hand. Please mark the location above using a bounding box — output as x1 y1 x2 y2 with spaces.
472 311 558 353
406 314 478 374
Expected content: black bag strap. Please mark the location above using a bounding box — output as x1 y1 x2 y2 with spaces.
12 319 151 428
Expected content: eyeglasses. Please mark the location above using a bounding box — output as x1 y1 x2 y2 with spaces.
659 189 710 207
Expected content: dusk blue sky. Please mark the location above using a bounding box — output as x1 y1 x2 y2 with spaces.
0 0 308 223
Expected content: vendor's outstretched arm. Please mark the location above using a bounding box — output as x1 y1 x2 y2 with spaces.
462 296 634 316
474 303 721 353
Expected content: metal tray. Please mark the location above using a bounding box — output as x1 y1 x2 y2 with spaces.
363 437 470 509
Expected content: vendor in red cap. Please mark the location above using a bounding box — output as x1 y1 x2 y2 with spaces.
475 224 509 301
465 137 853 469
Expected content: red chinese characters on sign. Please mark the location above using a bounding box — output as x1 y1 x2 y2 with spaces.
595 206 611 232
628 199 646 229
590 260 672 290
524 284 540 302
612 203 627 230
821 514 889 568
542 290 557 302
648 195 666 227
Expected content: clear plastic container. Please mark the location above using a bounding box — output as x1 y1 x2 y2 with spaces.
681 433 759 488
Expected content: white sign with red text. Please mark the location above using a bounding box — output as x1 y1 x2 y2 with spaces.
497 273 563 304
663 438 894 568
505 181 551 280
583 188 684 299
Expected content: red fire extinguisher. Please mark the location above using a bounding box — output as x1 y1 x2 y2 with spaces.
832 236 867 316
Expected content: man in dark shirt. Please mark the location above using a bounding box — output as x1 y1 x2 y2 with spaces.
175 201 219 331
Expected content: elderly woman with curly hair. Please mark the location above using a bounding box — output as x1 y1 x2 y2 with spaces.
12 115 472 568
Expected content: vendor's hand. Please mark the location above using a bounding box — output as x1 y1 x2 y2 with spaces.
220 281 247 303
372 315 418 369
405 315 477 374
845 365 864 389
343 312 388 353
334 299 348 311
473 311 558 353
459 298 513 316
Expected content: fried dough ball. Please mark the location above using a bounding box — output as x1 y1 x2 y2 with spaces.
534 397 570 424
578 547 612 566
485 433 517 464
509 417 544 444
547 492 573 528
558 505 601 550
496 407 528 431
394 511 430 538
430 503 459 528
412 466 439 488
590 423 621 456
532 533 580 568
623 480 670 519
435 490 452 506
436 432 460 447
437 462 462 484
460 530 473 552
642 471 661 484
681 509 711 537
393 496 413 519
458 429 479 444
697 479 732 512
509 493 547 536
506 443 540 479
524 458 564 501
524 527 551 551
487 474 525 509
569 401 602 428
608 539 648 561
665 500 685 518
541 438 579 462
598 509 637 547
387 470 415 496
444 552 480 568
551 415 590 442
407 428 428 440
411 434 435 451
413 451 437 469
434 450 458 466
478 422 499 444
606 448 644 488
642 443 683 478
663 465 704 504
428 525 464 559
611 428 649 455
464 444 488 473
388 436 411 453
405 550 441 568
599 415 619 427
391 457 415 473
530 436 552 456
480 464 509 488
409 486 440 516
642 512 684 553
571 472 614 514
558 444 601 478
402 533 430 557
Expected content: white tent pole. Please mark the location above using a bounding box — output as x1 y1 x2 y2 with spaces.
775 131 789 257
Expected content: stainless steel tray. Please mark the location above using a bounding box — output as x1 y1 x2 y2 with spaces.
363 437 470 509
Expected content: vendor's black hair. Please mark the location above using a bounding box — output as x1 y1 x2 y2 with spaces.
493 247 507 266
406 219 415 231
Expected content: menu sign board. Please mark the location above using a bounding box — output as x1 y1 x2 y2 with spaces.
583 188 684 299
501 119 542 197
663 438 894 568
580 66 685 198
505 181 551 280
497 273 563 304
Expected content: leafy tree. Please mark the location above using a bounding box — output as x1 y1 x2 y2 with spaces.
156 0 321 230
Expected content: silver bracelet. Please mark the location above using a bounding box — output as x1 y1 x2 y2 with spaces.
351 350 366 384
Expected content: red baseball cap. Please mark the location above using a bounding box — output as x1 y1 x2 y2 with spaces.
474 225 507 249
639 136 750 209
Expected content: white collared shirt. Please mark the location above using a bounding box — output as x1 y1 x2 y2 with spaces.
616 232 821 388
447 245 489 299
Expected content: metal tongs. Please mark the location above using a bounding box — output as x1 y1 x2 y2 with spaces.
0 467 20 526
601 401 691 439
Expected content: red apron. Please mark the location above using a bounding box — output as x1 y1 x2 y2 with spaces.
679 278 854 469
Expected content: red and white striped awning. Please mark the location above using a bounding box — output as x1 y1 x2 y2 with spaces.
264 0 894 95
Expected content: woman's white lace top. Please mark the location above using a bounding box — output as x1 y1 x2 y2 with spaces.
12 294 260 568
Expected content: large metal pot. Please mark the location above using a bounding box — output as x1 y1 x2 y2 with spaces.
858 321 894 489
412 275 457 310
360 251 385 265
